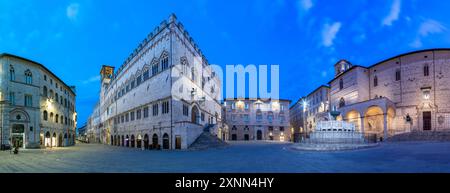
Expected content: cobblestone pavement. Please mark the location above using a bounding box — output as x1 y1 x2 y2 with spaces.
1 141 450 173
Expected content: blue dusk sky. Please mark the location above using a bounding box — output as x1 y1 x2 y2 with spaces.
1 0 450 126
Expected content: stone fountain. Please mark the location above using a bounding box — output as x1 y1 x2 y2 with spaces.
291 111 378 151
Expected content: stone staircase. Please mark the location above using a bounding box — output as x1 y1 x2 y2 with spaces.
189 124 228 150
387 131 450 142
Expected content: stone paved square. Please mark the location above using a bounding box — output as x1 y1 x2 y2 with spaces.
1 141 450 173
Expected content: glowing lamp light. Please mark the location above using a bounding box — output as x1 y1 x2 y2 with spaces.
423 90 431 100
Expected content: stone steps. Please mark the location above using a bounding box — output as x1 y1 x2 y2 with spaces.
189 131 227 150
388 131 450 142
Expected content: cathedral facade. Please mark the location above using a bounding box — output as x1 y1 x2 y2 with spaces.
291 49 450 141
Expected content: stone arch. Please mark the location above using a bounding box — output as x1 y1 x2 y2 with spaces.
45 131 51 147
125 135 129 147
10 108 30 122
130 135 135 148
162 133 169 149
191 105 200 124
111 135 114 145
364 106 384 136
256 130 263 140
52 132 57 147
144 134 149 149
152 134 159 149
137 134 142 148
58 133 63 147
345 110 362 132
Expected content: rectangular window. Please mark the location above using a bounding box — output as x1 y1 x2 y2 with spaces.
136 109 141 119
125 113 129 122
153 104 159 116
183 104 189 116
152 64 159 75
162 101 170 114
136 75 142 85
130 111 135 121
143 70 149 81
201 113 205 121
9 92 15 105
161 57 169 70
24 95 32 107
143 107 149 118
121 115 124 123
131 80 135 89
395 70 401 81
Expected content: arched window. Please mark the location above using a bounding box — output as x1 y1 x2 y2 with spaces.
152 60 159 76
161 53 169 71
339 79 344 90
43 111 48 121
43 86 48 97
10 66 15 81
191 67 197 82
60 115 63 124
424 64 430 76
374 76 378 87
49 90 54 99
180 56 188 75
25 70 32 84
55 114 59 123
339 97 345 108
50 112 54 122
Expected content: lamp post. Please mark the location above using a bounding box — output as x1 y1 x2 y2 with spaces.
302 99 308 142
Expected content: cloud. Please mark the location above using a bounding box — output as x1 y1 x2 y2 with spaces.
82 75 100 84
410 19 447 48
321 22 342 47
66 3 80 21
419 19 446 36
296 0 313 21
298 0 313 11
382 0 401 26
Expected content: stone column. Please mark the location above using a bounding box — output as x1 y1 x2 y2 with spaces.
383 114 388 140
359 116 365 134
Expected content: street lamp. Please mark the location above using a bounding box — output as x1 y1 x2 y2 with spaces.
301 98 308 142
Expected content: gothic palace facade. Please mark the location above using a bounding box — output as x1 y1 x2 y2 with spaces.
87 14 224 150
0 54 77 149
